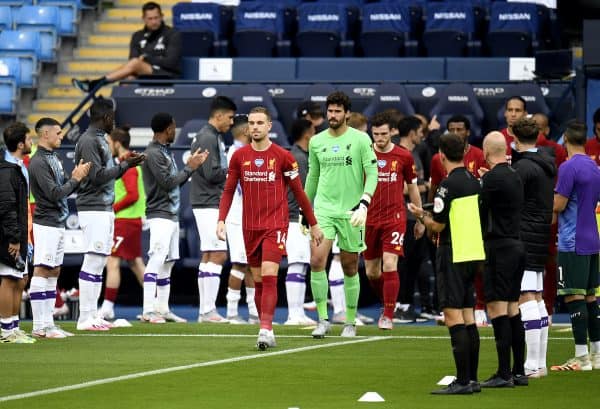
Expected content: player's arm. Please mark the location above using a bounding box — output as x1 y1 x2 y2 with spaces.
404 154 421 208
31 157 79 202
217 152 241 225
304 139 320 202
410 204 445 233
83 138 128 185
407 183 421 209
361 138 378 197
113 167 139 213
196 134 227 184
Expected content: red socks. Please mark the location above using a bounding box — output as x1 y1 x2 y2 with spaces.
369 276 384 302
55 287 64 308
382 271 399 319
104 287 118 303
259 276 277 330
254 281 263 319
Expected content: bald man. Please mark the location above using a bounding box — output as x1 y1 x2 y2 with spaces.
479 132 527 388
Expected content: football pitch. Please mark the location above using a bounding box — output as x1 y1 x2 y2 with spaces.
0 323 597 409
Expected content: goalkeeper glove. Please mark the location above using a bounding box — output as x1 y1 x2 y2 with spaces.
298 211 310 235
349 194 371 227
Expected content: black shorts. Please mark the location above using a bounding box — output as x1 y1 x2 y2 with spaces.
484 239 525 302
436 245 477 309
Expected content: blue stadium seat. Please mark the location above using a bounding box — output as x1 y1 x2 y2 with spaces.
296 3 353 57
0 77 17 115
175 118 207 147
0 0 32 13
429 83 484 145
496 83 551 129
362 82 415 119
0 30 41 88
269 119 290 147
37 0 79 36
0 5 12 30
360 2 415 57
0 56 22 87
172 2 228 57
14 6 60 62
232 84 279 119
302 82 335 103
487 2 540 57
423 2 480 57
233 2 288 57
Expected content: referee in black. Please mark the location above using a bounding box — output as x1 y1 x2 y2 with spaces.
478 131 525 388
409 132 482 395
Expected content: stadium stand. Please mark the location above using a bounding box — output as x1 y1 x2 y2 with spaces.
362 82 415 118
0 5 12 29
422 1 480 57
172 2 229 57
360 2 415 57
486 1 541 57
174 118 207 147
0 76 17 115
232 1 289 57
37 0 79 36
231 83 279 119
14 5 60 62
495 82 552 128
295 2 353 57
0 29 40 88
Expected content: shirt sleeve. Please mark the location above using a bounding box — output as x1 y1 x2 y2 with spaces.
430 154 444 186
218 151 240 222
403 153 417 185
361 136 378 197
284 152 317 226
82 137 128 186
146 150 190 192
555 161 574 197
113 167 139 213
195 133 227 184
432 179 451 225
304 138 320 202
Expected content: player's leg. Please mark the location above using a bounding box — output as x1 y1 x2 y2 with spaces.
329 242 346 323
536 273 549 376
225 221 245 322
285 222 313 325
519 271 542 376
100 256 120 320
155 221 182 322
244 271 258 323
309 215 335 322
0 275 18 341
379 224 404 327
194 208 228 322
364 225 383 303
141 218 171 324
129 257 145 286
585 254 600 369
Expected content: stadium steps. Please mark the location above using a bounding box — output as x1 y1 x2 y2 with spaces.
25 0 180 130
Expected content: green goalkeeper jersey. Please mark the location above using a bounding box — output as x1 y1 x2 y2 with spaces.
305 126 378 219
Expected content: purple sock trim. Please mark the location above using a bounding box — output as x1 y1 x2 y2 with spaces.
79 271 103 283
30 291 47 300
46 290 57 299
286 273 305 283
144 273 158 283
12 319 19 328
329 279 344 286
540 316 549 328
198 271 219 278
156 278 171 286
1 321 12 330
523 319 542 330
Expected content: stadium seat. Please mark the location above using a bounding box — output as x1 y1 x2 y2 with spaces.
268 119 290 147
496 83 551 129
360 2 416 57
0 56 22 87
0 77 17 115
302 82 336 103
172 2 228 57
422 2 480 57
14 6 60 62
233 2 288 57
296 3 353 57
232 84 279 119
0 0 32 13
37 0 79 36
0 5 12 30
0 30 41 88
429 82 484 145
312 0 362 43
487 2 540 57
174 118 207 147
362 82 415 119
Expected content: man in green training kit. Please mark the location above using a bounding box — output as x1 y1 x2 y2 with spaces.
305 91 378 338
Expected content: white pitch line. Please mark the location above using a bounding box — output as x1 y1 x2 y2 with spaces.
0 336 388 403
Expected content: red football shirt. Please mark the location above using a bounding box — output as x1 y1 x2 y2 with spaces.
219 143 317 230
367 145 416 226
585 137 600 167
430 145 486 186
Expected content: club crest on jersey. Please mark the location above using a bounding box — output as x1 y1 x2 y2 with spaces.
377 159 387 168
268 158 276 170
391 160 397 172
243 161 251 166
332 144 340 153
254 158 264 167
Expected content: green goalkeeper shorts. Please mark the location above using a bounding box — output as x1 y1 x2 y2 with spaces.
316 214 366 253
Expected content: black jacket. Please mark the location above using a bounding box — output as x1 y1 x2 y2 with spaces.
129 22 182 77
0 151 28 271
512 149 556 270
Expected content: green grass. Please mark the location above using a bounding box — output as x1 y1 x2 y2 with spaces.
0 323 597 408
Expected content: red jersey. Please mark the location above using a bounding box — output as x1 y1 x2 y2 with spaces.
536 133 567 168
218 143 317 230
430 145 486 186
585 137 600 167
367 145 416 226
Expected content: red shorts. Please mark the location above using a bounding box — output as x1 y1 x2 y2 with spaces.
243 228 287 268
112 218 142 260
547 223 558 257
363 222 406 260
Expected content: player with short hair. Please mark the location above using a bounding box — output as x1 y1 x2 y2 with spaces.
365 112 420 330
224 115 258 324
409 132 483 394
191 95 237 323
140 113 208 323
306 91 378 338
29 118 90 338
217 107 323 350
552 120 600 371
74 99 145 331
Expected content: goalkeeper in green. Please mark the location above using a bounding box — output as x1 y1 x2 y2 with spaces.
304 91 378 338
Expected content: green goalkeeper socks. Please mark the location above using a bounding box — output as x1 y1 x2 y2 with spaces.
344 274 360 325
311 271 329 320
